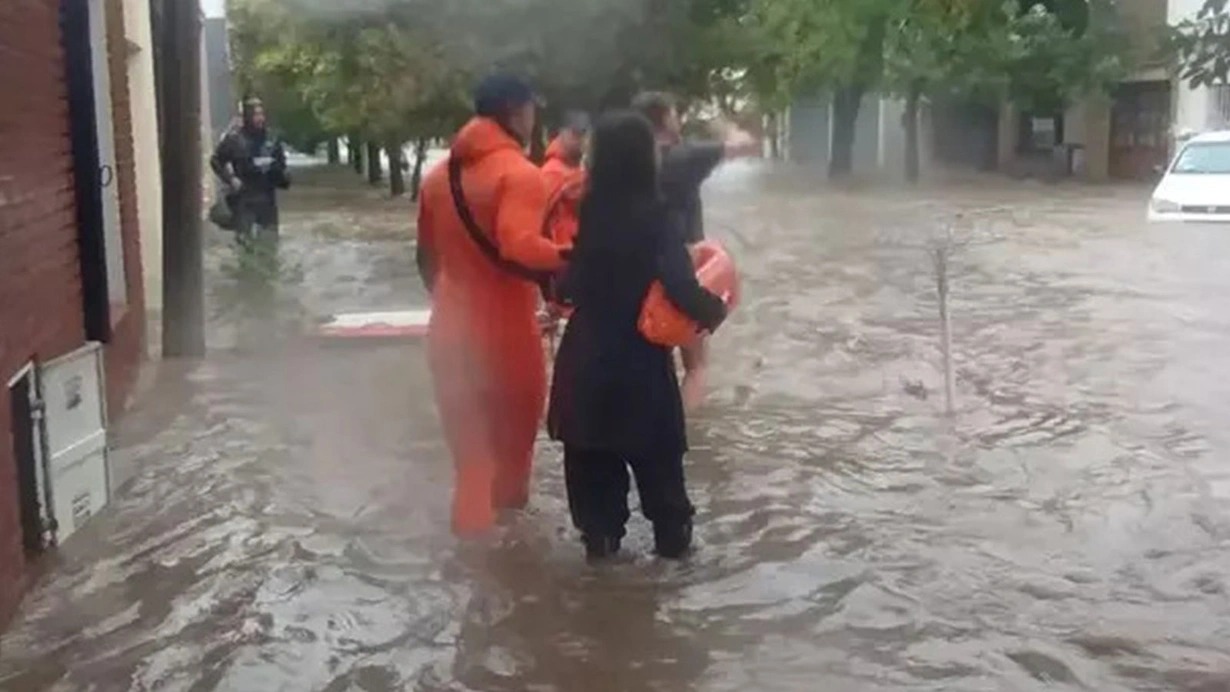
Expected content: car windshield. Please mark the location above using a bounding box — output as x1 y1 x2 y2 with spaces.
1170 142 1230 174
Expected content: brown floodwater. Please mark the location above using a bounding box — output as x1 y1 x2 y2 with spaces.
3 163 1230 691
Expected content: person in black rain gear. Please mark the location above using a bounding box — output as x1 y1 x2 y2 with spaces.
631 92 756 410
210 97 290 241
547 110 727 562
630 92 757 244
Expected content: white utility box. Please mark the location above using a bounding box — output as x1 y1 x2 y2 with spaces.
40 342 110 542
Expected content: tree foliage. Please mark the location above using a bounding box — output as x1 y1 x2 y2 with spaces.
744 0 1128 176
749 0 1126 111
1172 0 1230 87
227 0 1134 183
229 0 754 148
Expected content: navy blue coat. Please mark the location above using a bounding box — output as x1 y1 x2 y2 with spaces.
547 195 726 457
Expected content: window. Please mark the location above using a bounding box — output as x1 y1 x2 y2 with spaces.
1170 142 1230 175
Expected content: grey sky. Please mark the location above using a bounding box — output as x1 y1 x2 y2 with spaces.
201 0 224 18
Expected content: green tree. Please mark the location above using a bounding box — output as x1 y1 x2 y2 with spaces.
228 0 336 154
1172 0 1230 87
883 0 1126 182
883 0 1007 181
748 0 896 177
229 0 468 195
229 0 762 182
748 0 1126 179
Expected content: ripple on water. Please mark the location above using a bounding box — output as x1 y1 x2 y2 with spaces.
8 168 1230 690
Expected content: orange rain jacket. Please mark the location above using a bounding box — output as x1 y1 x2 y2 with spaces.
540 136 586 247
417 117 569 535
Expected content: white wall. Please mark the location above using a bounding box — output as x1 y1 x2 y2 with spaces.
122 0 162 318
1169 0 1218 136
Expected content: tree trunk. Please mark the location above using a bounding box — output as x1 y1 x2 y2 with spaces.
366 141 383 185
830 12 887 179
411 137 428 201
829 85 864 178
904 82 922 183
767 112 782 159
327 138 340 164
388 144 406 197
350 136 363 174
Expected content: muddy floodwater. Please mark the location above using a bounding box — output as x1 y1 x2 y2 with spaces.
4 164 1230 691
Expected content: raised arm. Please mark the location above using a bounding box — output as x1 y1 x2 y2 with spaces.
660 141 725 192
495 164 568 272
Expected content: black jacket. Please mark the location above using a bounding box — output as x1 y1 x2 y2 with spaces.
659 141 724 244
547 195 726 457
210 127 290 196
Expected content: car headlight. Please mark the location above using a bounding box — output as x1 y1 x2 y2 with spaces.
1151 198 1180 213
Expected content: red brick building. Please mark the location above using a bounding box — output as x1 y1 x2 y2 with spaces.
0 0 146 627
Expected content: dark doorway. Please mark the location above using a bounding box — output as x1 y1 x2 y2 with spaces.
1110 80 1171 180
931 98 999 171
9 374 46 556
61 0 113 342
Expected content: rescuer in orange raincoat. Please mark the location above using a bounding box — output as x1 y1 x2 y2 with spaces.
541 112 589 242
540 113 589 320
416 75 571 536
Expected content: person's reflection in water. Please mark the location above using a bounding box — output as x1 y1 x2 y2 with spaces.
448 541 708 692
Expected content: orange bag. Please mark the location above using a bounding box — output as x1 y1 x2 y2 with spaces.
639 240 739 347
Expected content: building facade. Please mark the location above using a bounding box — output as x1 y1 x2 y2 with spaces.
785 0 1181 182
784 92 936 179
0 0 146 627
1170 0 1230 138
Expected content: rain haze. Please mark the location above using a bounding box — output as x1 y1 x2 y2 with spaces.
2 0 1230 691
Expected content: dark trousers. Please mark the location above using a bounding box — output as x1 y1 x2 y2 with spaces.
563 445 694 541
233 192 280 242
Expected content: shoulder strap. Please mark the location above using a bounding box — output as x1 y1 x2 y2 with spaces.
447 155 548 285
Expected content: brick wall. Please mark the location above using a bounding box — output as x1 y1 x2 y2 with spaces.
0 0 145 629
0 0 90 627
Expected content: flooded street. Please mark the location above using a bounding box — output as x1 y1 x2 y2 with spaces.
4 163 1230 691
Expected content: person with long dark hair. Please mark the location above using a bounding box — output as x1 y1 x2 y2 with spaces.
547 111 727 561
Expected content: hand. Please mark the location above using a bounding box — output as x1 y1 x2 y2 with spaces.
227 179 243 195
723 129 759 159
706 117 733 138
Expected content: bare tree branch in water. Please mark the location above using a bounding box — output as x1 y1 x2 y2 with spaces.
931 228 956 416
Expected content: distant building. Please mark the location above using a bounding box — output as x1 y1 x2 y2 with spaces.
784 0 1185 182
783 93 935 178
1 0 149 628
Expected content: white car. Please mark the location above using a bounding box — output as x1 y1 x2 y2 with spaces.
1147 130 1230 223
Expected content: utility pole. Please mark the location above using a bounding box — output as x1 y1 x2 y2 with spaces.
157 0 205 357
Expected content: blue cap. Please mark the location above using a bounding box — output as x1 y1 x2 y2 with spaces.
473 74 537 118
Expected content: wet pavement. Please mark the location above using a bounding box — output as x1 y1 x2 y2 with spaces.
4 163 1230 691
